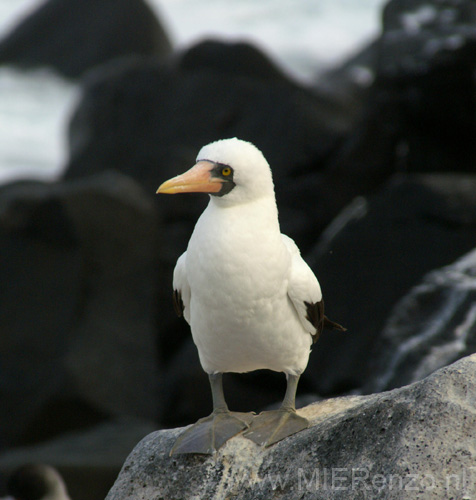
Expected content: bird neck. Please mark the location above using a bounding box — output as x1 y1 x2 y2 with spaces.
207 195 281 234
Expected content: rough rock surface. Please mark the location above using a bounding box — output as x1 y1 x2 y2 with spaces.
0 0 172 78
106 355 476 500
0 172 162 447
305 174 476 395
366 248 476 393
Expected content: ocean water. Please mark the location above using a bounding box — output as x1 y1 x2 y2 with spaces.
0 0 385 184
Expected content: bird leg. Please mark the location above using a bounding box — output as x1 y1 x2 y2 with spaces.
243 374 309 447
170 373 254 455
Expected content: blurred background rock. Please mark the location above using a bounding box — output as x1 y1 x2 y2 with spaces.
0 1 475 499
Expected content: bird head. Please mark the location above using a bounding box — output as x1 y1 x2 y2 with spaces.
157 138 275 206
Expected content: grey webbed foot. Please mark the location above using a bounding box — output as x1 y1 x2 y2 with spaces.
170 409 254 455
243 408 309 447
242 372 308 447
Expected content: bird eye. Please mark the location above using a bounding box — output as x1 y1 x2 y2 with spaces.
221 167 232 176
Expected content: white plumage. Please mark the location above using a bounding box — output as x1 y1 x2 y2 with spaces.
157 137 344 454
172 138 320 376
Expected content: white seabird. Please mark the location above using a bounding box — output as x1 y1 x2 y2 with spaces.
157 138 345 455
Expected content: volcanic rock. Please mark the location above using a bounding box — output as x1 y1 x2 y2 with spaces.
366 248 476 393
0 0 172 78
304 173 476 395
0 172 162 447
106 354 476 500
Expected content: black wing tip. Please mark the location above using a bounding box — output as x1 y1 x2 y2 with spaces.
173 289 184 317
303 300 347 341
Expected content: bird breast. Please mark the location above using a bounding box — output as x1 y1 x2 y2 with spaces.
187 200 288 304
183 200 312 374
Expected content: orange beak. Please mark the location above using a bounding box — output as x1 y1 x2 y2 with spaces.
156 161 222 195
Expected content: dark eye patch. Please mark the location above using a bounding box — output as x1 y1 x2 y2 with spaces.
210 162 236 197
211 162 234 181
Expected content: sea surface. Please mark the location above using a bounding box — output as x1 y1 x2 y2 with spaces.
0 0 385 184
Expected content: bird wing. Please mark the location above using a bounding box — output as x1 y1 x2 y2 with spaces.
283 235 347 342
283 234 325 343
173 251 191 324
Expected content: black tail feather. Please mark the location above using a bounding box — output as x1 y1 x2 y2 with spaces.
324 316 347 332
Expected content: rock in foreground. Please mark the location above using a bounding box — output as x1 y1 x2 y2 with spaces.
107 355 476 500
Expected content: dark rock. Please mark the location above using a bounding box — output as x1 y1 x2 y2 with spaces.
63 40 352 249
305 174 476 395
178 39 293 83
315 38 379 122
65 41 345 190
0 419 157 500
106 355 476 500
381 0 476 74
0 0 172 79
0 172 162 448
159 340 210 427
332 0 476 178
379 0 476 172
366 248 476 393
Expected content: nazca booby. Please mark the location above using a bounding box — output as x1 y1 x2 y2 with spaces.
157 138 345 455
